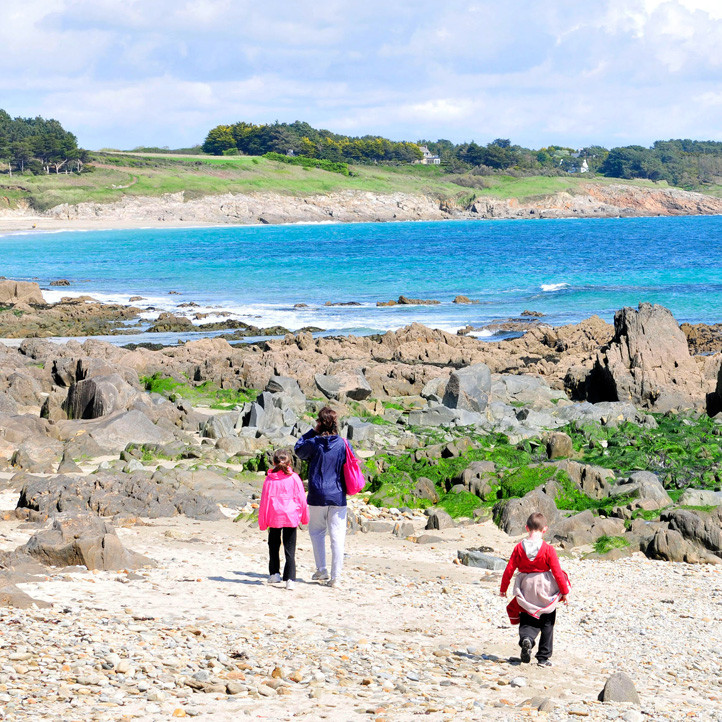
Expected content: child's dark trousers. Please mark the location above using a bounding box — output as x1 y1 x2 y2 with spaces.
519 609 556 662
268 527 297 581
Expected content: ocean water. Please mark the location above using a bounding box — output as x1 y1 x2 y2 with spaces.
3 215 722 340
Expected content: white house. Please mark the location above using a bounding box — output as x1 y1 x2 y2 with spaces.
415 145 441 165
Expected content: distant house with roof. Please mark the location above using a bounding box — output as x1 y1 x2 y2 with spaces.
415 145 441 165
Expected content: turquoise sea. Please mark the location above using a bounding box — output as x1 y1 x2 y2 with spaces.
3 215 722 341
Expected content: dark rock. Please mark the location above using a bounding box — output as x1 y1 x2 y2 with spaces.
452 295 479 304
21 514 154 571
49 279 71 286
597 672 640 704
146 312 194 333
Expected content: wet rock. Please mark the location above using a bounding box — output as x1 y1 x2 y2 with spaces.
146 313 194 333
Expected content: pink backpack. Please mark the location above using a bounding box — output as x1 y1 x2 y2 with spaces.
343 439 366 495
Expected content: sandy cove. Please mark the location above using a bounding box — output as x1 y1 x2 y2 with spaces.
2 183 722 233
0 499 719 721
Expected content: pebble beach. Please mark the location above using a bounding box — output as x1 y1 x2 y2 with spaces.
1 500 720 721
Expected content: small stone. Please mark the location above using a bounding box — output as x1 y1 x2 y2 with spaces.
510 677 527 688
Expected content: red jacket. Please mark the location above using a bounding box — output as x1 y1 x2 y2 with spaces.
500 540 570 596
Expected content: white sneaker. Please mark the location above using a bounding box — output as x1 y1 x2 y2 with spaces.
312 569 330 581
285 580 295 591
267 573 281 584
325 578 340 588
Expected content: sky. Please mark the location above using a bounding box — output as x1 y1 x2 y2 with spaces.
2 0 722 150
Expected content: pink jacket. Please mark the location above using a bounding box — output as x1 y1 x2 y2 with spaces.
258 469 309 531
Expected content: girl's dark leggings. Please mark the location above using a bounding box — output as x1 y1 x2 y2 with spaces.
268 527 297 581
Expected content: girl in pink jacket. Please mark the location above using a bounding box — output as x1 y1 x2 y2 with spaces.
258 449 309 590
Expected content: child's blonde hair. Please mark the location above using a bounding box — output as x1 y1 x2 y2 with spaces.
272 449 293 474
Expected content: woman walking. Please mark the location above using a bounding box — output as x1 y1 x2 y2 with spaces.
294 406 349 587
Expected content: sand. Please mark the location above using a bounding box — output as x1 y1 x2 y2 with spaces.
1 491 720 721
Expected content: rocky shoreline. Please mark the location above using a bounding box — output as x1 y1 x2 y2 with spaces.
2 182 722 231
1 280 722 718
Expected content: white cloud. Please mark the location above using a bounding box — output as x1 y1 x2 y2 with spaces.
2 0 722 148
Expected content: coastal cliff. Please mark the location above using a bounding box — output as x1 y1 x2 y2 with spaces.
2 182 722 229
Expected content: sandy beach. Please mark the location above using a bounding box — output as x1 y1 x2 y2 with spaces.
0 494 719 721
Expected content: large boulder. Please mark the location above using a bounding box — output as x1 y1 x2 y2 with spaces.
553 460 613 500
11 436 64 473
21 514 154 571
0 280 44 305
442 363 491 412
677 489 722 507
63 374 138 419
265 376 306 413
646 527 721 564
17 471 224 521
494 488 559 536
547 510 625 548
586 303 705 411
610 471 672 510
661 507 722 559
314 370 372 401
53 410 176 453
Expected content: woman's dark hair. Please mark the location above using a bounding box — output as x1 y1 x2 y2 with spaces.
272 449 293 473
316 406 338 436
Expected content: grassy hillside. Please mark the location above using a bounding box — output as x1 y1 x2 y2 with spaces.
0 150 700 213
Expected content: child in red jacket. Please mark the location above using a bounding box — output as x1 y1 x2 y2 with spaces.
499 512 570 667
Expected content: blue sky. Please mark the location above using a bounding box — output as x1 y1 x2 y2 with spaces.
3 0 722 150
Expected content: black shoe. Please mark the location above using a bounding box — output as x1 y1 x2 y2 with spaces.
520 638 533 663
537 659 552 667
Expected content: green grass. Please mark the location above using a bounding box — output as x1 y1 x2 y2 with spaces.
2 149 711 213
593 535 630 554
140 372 258 409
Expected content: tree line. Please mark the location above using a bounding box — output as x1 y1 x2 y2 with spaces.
203 119 722 188
202 120 423 163
0 110 90 175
